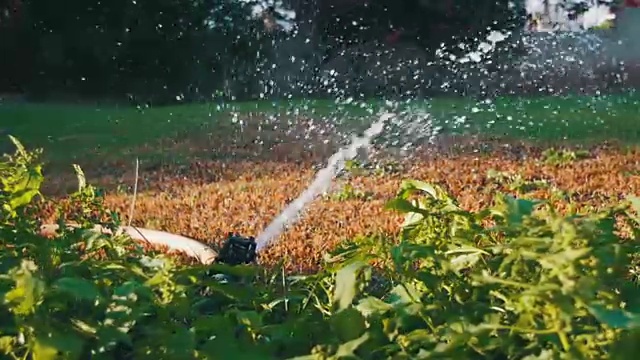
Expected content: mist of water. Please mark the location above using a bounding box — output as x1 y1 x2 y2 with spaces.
247 4 640 253
254 112 394 251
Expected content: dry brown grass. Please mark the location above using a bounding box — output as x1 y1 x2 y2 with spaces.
34 136 640 273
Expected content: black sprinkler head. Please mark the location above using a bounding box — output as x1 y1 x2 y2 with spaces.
215 232 257 266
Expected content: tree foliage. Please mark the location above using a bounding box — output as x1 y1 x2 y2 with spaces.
0 0 533 103
2 0 267 104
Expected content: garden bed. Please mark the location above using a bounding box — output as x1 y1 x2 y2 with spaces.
35 140 640 272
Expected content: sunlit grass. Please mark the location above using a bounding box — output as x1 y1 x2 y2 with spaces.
1 92 638 167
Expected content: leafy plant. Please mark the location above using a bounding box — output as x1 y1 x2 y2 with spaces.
541 148 590 166
486 169 551 195
0 136 44 223
344 159 404 177
328 183 374 202
2 138 640 359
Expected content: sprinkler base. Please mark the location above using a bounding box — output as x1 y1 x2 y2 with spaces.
215 233 257 266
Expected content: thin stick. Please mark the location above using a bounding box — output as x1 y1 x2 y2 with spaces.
121 158 203 262
125 158 153 248
282 262 288 312
127 157 140 228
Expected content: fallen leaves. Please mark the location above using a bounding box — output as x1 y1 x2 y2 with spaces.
35 140 640 273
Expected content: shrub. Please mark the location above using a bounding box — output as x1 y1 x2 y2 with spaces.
1 138 640 359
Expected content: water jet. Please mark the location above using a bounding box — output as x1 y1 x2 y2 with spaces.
39 112 396 265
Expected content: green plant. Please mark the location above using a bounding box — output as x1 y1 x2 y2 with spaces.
2 138 640 359
343 180 640 359
344 159 404 178
328 183 374 202
486 169 550 195
622 169 640 178
0 136 44 224
541 148 590 166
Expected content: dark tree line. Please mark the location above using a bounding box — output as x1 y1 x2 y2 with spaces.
0 0 526 104
1 0 268 104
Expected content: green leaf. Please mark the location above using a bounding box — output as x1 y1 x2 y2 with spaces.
331 308 366 342
385 198 424 214
0 336 14 355
232 310 263 329
200 336 266 360
357 297 393 317
144 271 168 287
446 246 490 273
7 135 26 155
399 180 438 199
32 330 84 360
522 349 556 360
72 164 86 192
201 281 256 301
95 325 132 347
385 284 422 306
587 304 640 330
334 332 370 358
8 188 41 210
53 277 101 301
500 195 540 225
31 340 59 360
165 327 197 358
628 195 640 211
71 319 98 336
206 263 259 278
4 260 46 315
627 195 640 224
113 281 141 298
539 248 591 269
400 328 434 346
193 315 235 334
334 261 368 311
402 211 426 228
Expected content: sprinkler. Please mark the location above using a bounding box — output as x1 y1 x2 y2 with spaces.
203 233 258 285
215 232 257 266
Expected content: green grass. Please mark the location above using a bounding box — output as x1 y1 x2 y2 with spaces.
1 92 639 168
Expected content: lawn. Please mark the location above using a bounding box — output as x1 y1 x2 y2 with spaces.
1 92 639 169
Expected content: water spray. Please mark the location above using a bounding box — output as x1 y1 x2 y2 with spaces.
39 112 395 268
212 111 394 266
253 112 393 251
